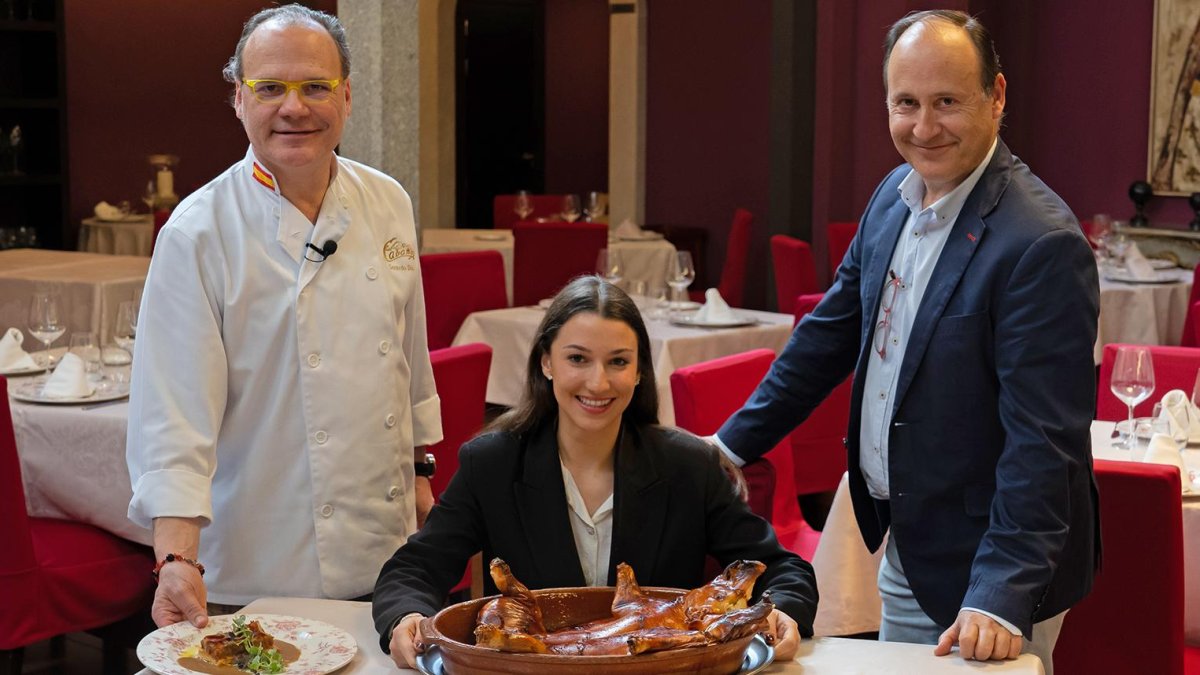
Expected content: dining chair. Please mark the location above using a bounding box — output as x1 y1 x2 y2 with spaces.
826 221 858 283
1096 343 1200 420
420 251 509 350
1180 266 1200 346
0 376 156 674
670 349 820 561
492 194 569 229
511 222 608 307
1053 460 1183 675
689 208 753 307
428 343 493 597
769 235 820 313
790 293 851 510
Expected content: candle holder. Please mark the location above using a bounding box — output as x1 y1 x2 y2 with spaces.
1128 180 1152 228
147 154 179 211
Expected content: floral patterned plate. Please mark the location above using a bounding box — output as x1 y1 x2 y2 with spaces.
137 614 357 675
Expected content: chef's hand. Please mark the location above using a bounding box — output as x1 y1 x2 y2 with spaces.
152 562 208 628
935 609 1023 661
415 476 434 528
766 608 800 662
389 613 426 669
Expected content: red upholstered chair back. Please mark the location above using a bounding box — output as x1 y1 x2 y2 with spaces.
790 294 851 495
1096 344 1200 420
512 222 608 307
1053 460 1183 675
0 378 36 578
493 194 569 229
420 251 509 350
769 235 819 313
826 221 858 281
1181 267 1200 346
427 343 492 498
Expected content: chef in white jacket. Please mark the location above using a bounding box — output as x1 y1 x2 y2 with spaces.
126 4 442 628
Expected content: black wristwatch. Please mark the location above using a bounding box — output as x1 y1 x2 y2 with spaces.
414 452 436 478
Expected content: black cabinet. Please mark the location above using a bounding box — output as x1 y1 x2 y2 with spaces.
0 0 66 250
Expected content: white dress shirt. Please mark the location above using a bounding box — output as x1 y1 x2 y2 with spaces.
560 462 614 587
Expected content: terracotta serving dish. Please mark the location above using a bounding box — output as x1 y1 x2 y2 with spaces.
419 586 758 675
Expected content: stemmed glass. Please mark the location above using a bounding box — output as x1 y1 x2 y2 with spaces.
1110 346 1155 450
595 249 622 286
513 190 533 221
69 332 102 381
113 300 137 357
585 192 605 222
666 251 696 309
561 195 581 223
27 292 65 369
142 179 157 215
1087 214 1112 262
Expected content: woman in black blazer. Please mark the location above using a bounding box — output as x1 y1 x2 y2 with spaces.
373 276 818 668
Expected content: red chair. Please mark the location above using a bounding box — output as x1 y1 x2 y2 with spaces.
690 208 753 307
769 235 820 313
1180 266 1200 347
0 376 156 671
1053 460 1183 675
826 221 858 281
790 293 850 497
670 350 820 561
492 194 568 229
420 251 509 350
428 344 493 596
512 222 608 307
1096 344 1200 420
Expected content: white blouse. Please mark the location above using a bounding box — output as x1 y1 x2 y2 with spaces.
560 462 614 587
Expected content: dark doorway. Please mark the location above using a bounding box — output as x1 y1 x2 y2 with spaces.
456 0 545 229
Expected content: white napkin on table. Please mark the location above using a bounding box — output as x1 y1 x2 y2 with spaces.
1143 433 1191 491
93 201 123 220
0 328 36 371
615 219 643 238
40 352 94 399
1124 242 1157 281
1156 389 1200 444
693 288 739 323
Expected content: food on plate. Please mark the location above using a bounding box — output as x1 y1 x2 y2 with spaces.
178 615 293 674
473 558 774 656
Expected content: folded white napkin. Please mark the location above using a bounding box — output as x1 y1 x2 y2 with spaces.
93 201 123 220
0 328 36 371
1125 242 1157 281
40 352 94 399
615 219 643 238
693 288 739 323
1143 432 1191 491
1156 389 1200 444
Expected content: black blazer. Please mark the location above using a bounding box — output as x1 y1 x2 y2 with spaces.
372 422 818 650
719 140 1100 638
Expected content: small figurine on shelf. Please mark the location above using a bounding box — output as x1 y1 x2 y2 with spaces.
1128 180 1152 228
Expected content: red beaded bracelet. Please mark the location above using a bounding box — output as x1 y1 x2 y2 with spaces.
152 553 205 582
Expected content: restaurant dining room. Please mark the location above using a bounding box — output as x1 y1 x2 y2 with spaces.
3 0 1200 673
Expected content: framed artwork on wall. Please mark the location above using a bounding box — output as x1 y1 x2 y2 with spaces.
1149 0 1200 195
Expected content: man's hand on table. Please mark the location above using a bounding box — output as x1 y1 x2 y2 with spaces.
390 613 426 669
935 609 1023 662
153 562 209 628
415 475 434 528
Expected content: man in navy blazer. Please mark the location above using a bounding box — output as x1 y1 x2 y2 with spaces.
714 10 1098 673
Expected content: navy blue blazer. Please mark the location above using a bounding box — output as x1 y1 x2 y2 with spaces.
718 140 1100 638
372 422 818 651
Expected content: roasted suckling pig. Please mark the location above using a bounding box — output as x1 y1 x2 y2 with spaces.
473 558 774 656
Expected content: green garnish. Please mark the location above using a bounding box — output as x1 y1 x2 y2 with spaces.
231 615 286 674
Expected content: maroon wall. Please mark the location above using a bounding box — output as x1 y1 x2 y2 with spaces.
644 0 772 304
65 0 336 237
543 0 609 198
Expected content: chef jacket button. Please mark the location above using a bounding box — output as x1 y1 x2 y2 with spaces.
385 413 397 428
320 504 334 518
586 526 595 535
314 430 329 444
307 353 321 368
379 340 391 354
387 485 401 500
366 266 379 280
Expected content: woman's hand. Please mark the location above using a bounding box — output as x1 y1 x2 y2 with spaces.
388 613 427 669
766 608 800 662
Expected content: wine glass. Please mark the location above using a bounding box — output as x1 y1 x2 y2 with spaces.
113 300 137 356
142 179 157 215
595 249 622 286
1110 346 1155 450
561 195 581 223
513 190 533 221
27 292 65 369
69 332 102 379
666 251 696 309
585 191 605 222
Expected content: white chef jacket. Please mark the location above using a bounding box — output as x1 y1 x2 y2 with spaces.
127 147 443 605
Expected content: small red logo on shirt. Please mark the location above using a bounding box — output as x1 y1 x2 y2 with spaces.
966 232 977 242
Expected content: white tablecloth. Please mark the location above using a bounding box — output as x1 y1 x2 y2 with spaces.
78 215 154 257
134 597 1042 674
1095 267 1192 363
420 228 677 307
452 306 794 426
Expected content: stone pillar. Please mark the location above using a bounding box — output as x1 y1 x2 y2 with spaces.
608 0 647 226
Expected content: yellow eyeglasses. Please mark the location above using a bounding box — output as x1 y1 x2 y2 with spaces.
242 78 342 103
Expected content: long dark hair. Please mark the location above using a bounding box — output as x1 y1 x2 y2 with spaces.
489 276 659 435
